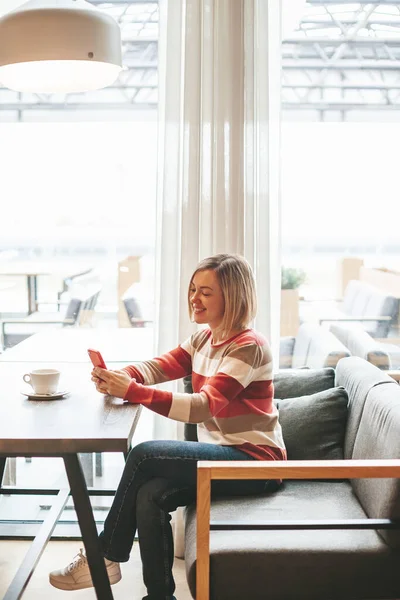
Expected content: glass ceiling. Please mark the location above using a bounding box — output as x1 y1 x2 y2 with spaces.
1 1 400 119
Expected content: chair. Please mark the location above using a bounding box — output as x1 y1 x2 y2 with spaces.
300 279 399 338
279 322 350 369
123 296 153 328
1 285 101 349
56 268 94 310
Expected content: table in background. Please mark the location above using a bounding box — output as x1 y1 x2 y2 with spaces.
0 327 155 364
0 362 141 600
0 262 93 314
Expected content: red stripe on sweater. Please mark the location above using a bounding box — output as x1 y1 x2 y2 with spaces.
243 380 274 400
193 372 274 418
146 390 173 417
215 393 274 418
123 365 145 383
193 372 242 397
154 346 192 379
238 443 287 461
228 330 267 347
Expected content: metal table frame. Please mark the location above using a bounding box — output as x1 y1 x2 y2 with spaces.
0 450 129 600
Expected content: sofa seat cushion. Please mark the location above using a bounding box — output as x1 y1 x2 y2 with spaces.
185 480 400 600
275 387 348 460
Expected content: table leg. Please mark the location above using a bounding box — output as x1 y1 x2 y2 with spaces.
26 275 38 315
0 457 7 486
63 454 113 600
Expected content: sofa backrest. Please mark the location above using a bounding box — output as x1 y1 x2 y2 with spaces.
330 323 391 369
292 323 350 369
351 380 400 548
343 280 399 338
335 357 400 548
335 357 395 459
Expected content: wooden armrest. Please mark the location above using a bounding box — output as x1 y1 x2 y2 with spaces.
301 298 343 303
195 459 400 600
319 315 391 324
130 318 153 323
387 370 400 382
377 337 400 345
198 459 400 480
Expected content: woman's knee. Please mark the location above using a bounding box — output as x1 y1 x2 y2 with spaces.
128 440 188 463
137 478 195 514
128 440 164 463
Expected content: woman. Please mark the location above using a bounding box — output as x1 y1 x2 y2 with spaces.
49 253 286 599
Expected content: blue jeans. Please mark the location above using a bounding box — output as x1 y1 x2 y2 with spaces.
99 440 276 600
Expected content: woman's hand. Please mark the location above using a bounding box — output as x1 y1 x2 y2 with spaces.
91 368 132 399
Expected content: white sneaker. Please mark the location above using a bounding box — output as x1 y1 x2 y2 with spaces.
49 548 122 591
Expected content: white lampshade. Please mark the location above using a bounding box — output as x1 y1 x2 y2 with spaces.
0 0 122 93
281 0 307 39
0 1 29 17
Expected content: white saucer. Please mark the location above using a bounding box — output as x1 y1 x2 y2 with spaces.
21 389 69 400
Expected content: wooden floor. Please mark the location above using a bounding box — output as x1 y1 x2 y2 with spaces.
0 540 192 599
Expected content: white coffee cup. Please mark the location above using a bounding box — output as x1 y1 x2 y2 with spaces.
23 369 61 395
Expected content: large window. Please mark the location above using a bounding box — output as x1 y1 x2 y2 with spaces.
280 1 400 368
0 0 159 533
0 120 157 319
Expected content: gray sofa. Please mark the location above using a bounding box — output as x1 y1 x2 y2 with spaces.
183 358 400 600
279 322 350 369
300 279 399 338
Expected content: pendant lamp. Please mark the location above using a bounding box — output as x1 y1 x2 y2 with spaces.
0 1 30 17
0 0 122 94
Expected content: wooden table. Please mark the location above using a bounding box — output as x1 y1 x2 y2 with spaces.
0 362 141 600
0 262 93 314
0 327 155 364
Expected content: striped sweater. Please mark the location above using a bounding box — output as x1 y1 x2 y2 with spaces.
123 328 286 461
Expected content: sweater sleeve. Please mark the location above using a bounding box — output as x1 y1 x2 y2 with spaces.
122 336 193 386
124 341 273 423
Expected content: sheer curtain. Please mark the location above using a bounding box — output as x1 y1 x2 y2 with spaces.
153 0 282 440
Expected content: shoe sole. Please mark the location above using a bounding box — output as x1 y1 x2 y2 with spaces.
49 572 121 591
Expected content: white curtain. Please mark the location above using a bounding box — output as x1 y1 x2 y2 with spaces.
153 0 282 440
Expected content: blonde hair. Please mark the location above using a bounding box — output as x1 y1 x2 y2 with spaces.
188 253 257 339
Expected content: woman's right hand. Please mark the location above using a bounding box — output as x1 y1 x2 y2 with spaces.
91 368 109 394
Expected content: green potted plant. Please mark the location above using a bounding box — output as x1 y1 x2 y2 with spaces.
281 267 307 336
281 267 307 290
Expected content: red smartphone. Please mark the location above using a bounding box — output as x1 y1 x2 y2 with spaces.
87 348 107 370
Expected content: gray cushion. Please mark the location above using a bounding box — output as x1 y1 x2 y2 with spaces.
275 387 348 460
274 367 335 399
184 368 338 446
185 480 400 600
